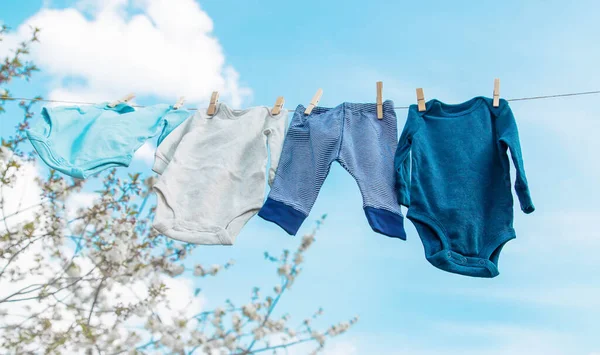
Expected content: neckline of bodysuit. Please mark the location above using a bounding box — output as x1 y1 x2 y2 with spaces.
215 103 284 120
422 96 486 119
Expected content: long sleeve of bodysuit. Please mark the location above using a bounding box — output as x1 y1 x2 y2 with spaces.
264 113 289 186
394 107 421 207
153 112 194 175
495 100 535 214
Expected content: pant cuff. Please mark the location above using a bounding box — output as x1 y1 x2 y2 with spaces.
364 206 407 240
258 198 307 236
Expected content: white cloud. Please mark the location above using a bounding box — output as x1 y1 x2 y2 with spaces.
533 211 600 248
6 0 251 107
322 341 358 355
444 285 600 311
431 322 576 355
506 210 600 262
287 339 357 355
361 322 578 355
517 101 600 178
397 280 600 313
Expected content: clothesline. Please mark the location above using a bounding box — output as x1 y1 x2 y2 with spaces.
10 85 562 276
2 90 600 111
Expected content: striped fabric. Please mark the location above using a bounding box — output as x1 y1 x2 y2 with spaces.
258 101 406 239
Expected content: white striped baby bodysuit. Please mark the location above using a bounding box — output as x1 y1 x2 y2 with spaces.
152 103 288 245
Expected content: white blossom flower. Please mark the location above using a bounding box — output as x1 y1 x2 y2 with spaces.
65 262 81 277
71 222 86 235
277 264 291 277
132 305 146 317
242 303 260 321
293 253 304 265
193 264 205 276
160 334 176 348
143 176 157 188
224 333 237 350
253 327 266 340
214 307 225 317
274 319 285 331
165 263 185 277
311 331 326 346
191 330 207 344
49 179 68 193
210 339 223 349
105 239 129 264
232 313 242 331
145 317 162 333
209 264 221 275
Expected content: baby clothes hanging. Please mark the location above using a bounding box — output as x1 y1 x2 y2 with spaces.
26 103 191 179
395 96 534 278
259 101 406 239
151 103 288 245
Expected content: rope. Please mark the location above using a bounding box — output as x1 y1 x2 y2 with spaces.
2 90 599 111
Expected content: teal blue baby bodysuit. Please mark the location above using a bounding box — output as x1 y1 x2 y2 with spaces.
395 97 534 278
27 102 191 179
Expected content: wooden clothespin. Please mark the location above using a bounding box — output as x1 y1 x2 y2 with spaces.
173 96 185 110
304 88 323 115
207 91 219 115
416 88 426 112
271 96 285 115
376 81 383 119
493 78 500 107
108 93 135 108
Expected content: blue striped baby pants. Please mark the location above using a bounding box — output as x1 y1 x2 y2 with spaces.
258 101 406 239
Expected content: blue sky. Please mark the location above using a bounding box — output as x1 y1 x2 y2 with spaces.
2 0 600 354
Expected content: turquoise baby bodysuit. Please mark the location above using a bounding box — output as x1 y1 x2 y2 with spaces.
395 97 534 278
27 102 191 179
